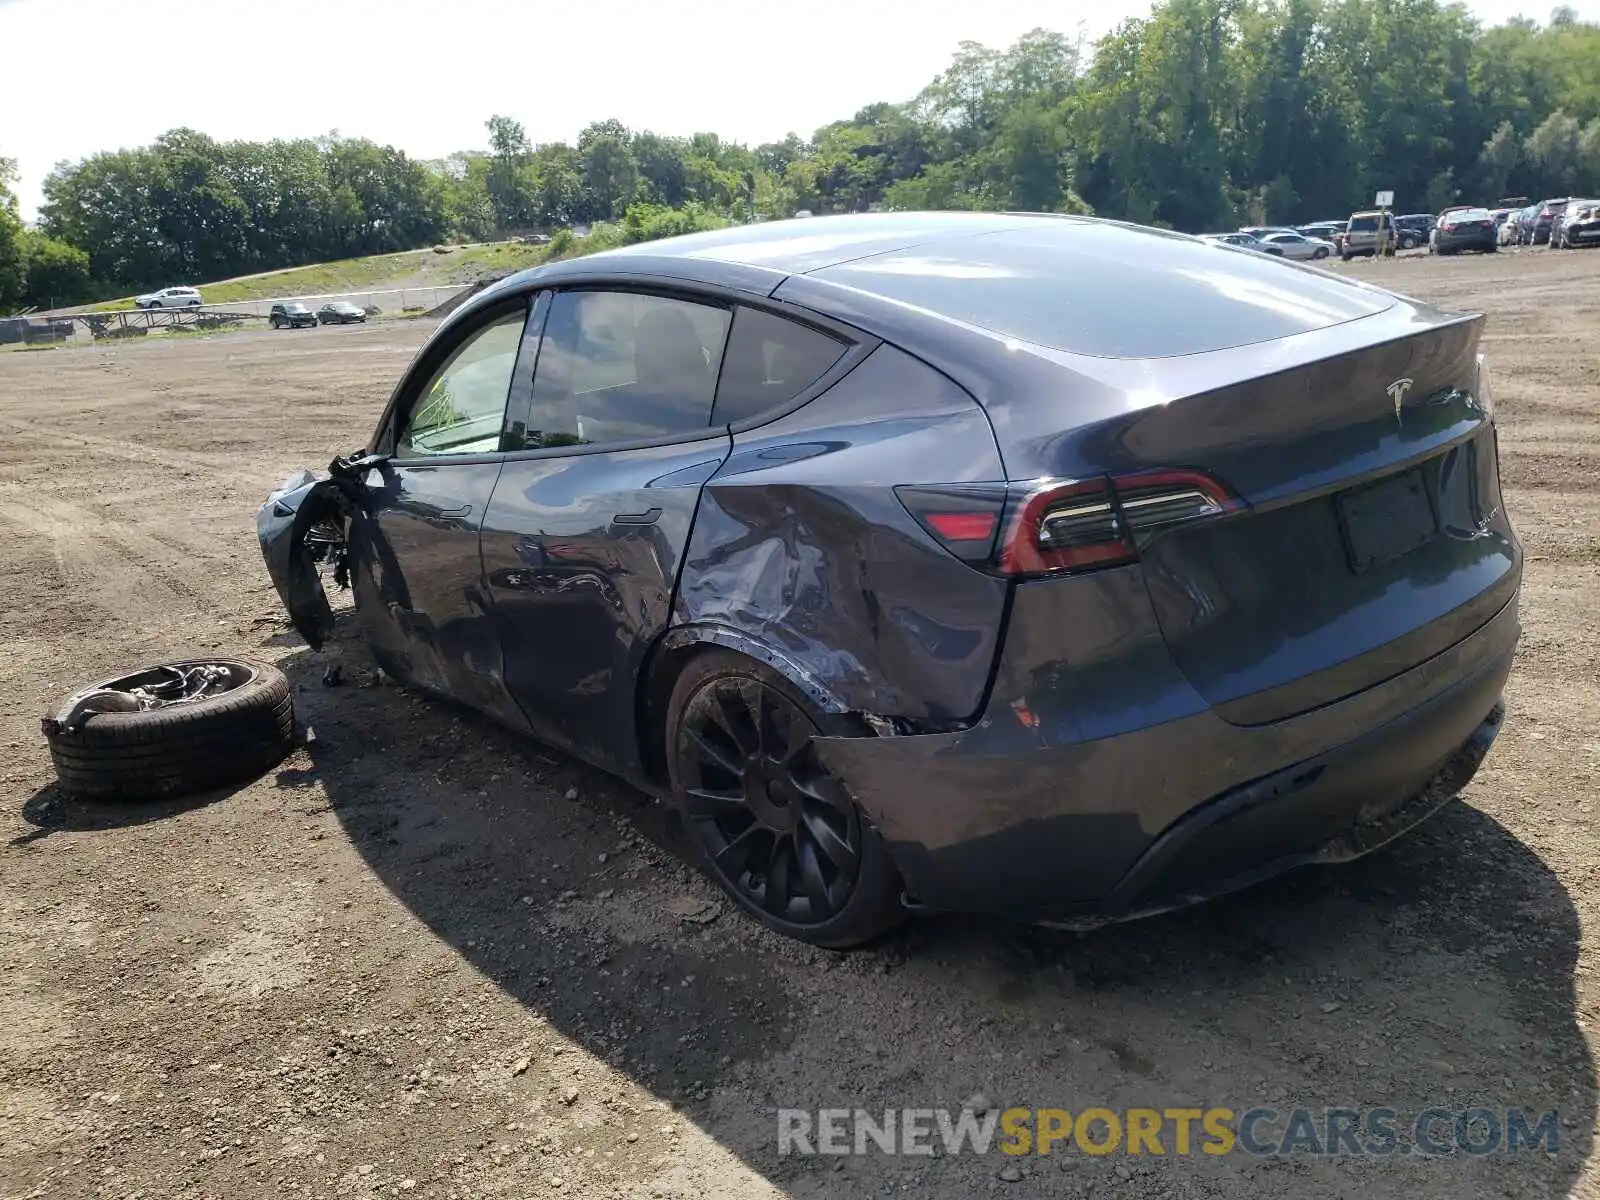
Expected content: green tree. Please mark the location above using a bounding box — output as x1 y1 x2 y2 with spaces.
633 132 690 206
1475 121 1522 199
529 143 585 227
578 120 639 220
1424 167 1459 212
22 230 92 307
1524 109 1584 195
0 157 26 311
485 115 537 230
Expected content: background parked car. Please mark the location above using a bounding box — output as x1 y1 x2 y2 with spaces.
1341 209 1393 259
1555 200 1600 248
1237 225 1299 240
1510 204 1541 244
1392 214 1434 249
1295 222 1344 242
269 303 317 330
316 301 368 325
1429 207 1499 255
1258 231 1332 260
134 286 202 309
1200 232 1283 255
1531 198 1571 245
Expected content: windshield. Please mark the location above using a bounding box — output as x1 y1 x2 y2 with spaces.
1448 209 1491 222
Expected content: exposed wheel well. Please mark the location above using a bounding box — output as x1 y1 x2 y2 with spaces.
635 640 702 790
634 636 879 790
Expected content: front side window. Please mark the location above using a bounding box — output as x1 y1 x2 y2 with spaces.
398 308 526 458
524 291 730 448
713 306 848 425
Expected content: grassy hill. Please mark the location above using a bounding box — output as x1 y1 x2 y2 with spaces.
84 240 558 312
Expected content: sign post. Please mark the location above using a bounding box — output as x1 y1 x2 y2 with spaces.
1375 190 1395 256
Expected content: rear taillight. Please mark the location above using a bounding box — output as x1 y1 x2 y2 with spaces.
899 470 1242 579
1003 478 1132 574
1115 469 1242 535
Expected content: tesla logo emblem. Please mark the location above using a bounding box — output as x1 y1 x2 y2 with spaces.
1387 377 1415 422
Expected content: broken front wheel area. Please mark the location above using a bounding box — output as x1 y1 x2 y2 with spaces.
258 475 359 650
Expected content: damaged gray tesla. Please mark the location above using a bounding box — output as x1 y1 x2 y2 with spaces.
258 212 1521 948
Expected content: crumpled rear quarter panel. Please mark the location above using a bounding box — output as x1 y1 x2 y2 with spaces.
672 345 1009 724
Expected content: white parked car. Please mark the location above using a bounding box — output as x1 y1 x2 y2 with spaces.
1258 231 1333 261
134 286 203 309
1199 232 1282 255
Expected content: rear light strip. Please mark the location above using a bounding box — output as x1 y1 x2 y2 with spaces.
898 469 1243 581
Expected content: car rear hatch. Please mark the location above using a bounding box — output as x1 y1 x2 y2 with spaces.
1118 319 1517 724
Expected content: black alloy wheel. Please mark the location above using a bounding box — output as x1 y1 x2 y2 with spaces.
666 651 903 947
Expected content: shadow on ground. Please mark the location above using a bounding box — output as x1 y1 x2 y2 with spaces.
15 781 237 845
30 616 1587 1197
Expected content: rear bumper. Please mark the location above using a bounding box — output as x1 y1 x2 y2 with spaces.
1091 689 1503 927
814 571 1518 923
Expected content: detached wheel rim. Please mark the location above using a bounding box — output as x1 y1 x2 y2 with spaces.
97 659 256 706
678 679 862 925
56 659 260 730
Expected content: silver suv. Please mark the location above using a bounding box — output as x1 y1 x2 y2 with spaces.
1340 211 1393 260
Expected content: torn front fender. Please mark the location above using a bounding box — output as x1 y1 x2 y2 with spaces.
256 468 350 649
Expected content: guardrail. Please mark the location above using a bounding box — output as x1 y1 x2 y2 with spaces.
4 283 474 346
149 284 472 320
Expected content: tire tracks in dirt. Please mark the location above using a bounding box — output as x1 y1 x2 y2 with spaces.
0 484 213 625
0 422 238 478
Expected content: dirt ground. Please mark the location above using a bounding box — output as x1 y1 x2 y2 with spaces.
2 245 1599 1200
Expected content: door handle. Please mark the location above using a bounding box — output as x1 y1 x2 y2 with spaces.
612 507 662 526
434 504 472 519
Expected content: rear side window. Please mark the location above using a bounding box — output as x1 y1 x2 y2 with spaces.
713 307 848 425
810 222 1395 360
525 290 731 448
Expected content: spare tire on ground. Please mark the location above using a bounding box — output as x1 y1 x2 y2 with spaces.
42 658 294 801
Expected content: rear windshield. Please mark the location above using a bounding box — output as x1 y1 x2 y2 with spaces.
1348 215 1381 231
1448 209 1492 221
811 222 1395 360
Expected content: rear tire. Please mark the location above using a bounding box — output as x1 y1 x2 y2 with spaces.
43 659 294 801
665 650 905 948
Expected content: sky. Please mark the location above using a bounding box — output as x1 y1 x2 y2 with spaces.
1 0 1592 222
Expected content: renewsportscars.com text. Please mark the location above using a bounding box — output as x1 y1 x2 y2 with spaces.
777 1106 1560 1158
